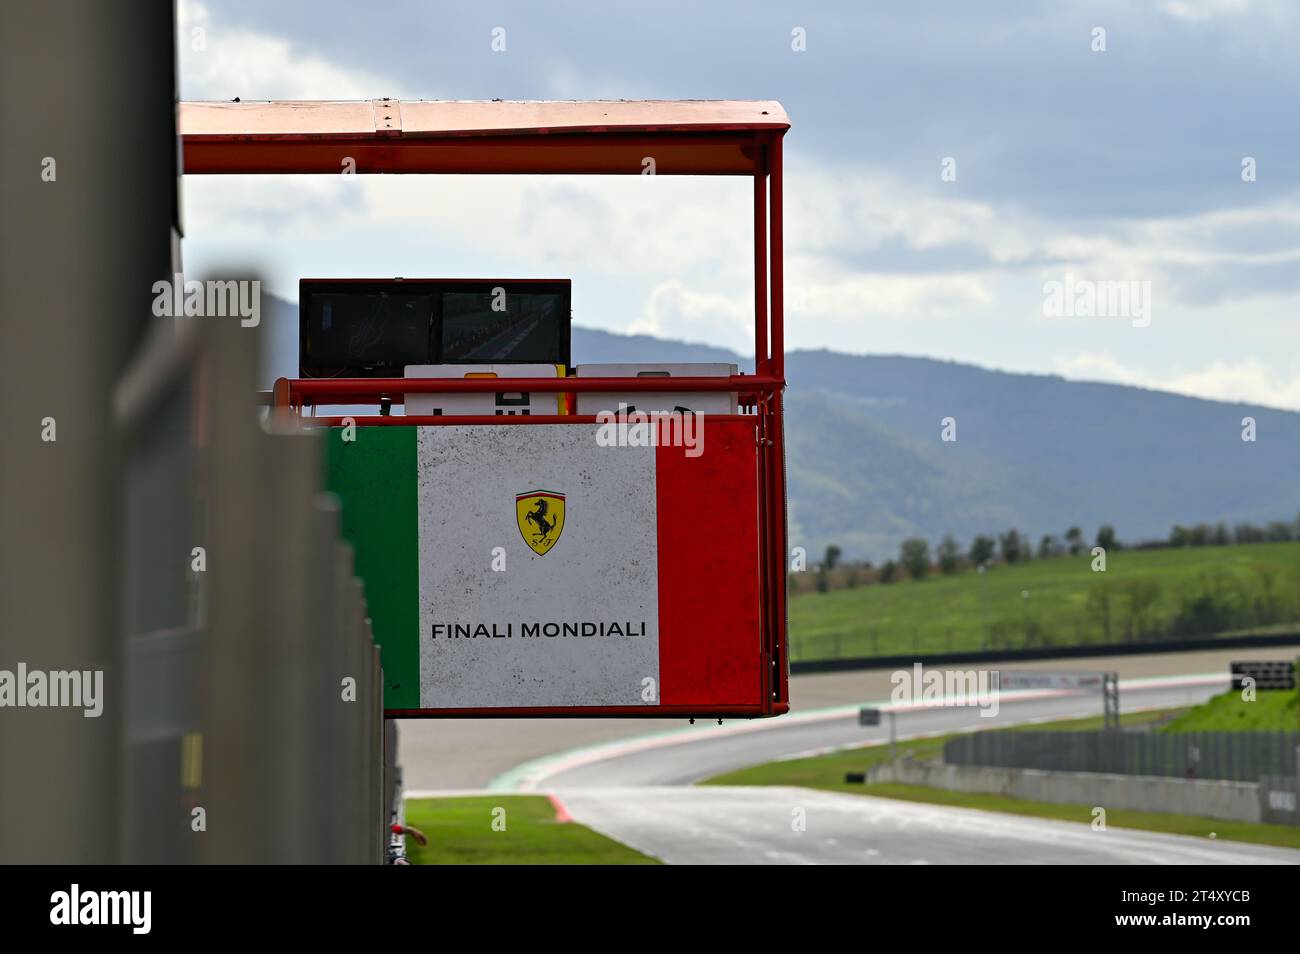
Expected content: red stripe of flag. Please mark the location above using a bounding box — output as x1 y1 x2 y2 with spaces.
655 419 764 707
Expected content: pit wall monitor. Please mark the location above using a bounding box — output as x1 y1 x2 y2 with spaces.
299 278 572 379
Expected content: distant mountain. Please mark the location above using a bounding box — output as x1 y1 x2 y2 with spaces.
259 295 1300 561
574 330 1300 562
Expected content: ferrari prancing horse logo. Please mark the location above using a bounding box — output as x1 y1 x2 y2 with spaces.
516 490 565 555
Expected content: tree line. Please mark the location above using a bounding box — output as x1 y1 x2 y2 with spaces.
799 513 1300 595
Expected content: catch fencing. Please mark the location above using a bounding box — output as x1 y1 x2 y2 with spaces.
122 321 389 864
944 730 1300 783
0 6 389 864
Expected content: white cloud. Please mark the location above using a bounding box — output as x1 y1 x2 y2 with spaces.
184 174 370 237
787 271 996 325
178 0 411 100
1054 351 1300 411
360 175 750 279
186 153 1300 404
628 280 755 354
175 3 1300 410
1158 0 1251 21
788 167 1031 264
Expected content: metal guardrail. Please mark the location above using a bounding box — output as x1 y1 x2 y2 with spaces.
193 323 388 863
0 4 390 864
944 730 1300 783
789 632 1300 675
46 315 389 864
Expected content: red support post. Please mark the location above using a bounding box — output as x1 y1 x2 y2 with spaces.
271 376 293 424
753 159 769 376
769 135 784 380
766 133 789 708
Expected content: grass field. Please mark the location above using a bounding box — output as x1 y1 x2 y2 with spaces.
703 708 1300 850
790 541 1300 660
403 795 658 865
1161 686 1299 732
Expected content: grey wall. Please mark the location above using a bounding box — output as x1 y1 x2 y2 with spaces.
866 760 1263 824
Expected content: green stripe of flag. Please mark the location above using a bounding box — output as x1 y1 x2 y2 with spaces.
324 426 420 710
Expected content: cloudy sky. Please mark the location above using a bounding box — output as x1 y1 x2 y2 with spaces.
179 0 1300 409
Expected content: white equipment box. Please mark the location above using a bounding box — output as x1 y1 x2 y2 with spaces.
574 363 737 416
404 364 567 416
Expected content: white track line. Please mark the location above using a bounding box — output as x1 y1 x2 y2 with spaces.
487 672 1227 791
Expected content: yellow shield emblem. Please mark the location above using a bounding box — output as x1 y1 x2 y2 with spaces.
516 490 565 555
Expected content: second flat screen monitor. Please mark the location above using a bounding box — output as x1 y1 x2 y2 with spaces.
440 287 567 363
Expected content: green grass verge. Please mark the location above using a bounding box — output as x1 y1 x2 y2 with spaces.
790 541 1300 660
1160 686 1299 732
702 708 1300 851
403 795 659 865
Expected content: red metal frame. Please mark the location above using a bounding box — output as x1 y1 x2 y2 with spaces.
280 374 776 401
300 415 756 427
385 705 774 719
182 99 790 717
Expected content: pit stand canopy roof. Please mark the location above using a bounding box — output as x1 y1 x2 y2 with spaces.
179 99 789 176
179 98 788 373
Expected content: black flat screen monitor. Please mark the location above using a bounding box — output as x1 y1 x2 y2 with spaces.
299 279 571 377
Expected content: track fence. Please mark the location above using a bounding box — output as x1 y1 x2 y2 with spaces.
944 730 1300 783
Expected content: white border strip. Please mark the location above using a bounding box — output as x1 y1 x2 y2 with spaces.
486 672 1227 791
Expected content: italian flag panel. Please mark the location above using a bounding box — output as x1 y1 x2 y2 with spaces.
325 421 764 713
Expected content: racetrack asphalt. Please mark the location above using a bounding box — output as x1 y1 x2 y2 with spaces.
400 645 1300 864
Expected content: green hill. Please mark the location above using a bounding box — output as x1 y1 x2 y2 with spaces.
790 541 1300 661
